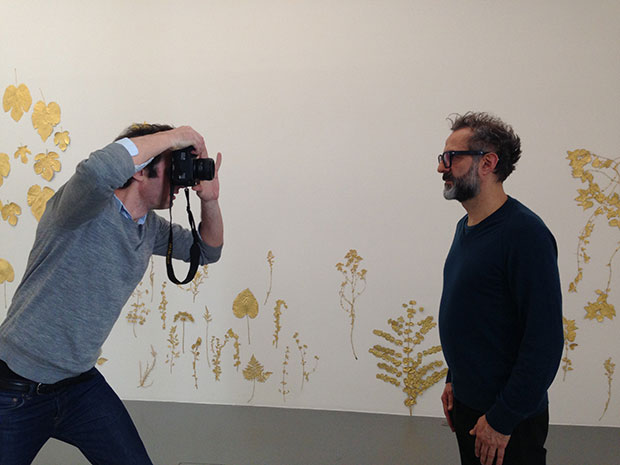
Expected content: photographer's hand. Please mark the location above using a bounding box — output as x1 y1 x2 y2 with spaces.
129 126 207 167
194 152 223 247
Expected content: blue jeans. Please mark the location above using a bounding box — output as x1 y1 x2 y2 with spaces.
0 368 153 465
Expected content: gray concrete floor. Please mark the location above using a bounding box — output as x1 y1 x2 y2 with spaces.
33 400 620 465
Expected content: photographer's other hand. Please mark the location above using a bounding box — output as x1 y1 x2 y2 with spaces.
193 152 222 203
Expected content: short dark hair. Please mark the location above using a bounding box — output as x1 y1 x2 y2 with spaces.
115 123 174 188
449 112 521 182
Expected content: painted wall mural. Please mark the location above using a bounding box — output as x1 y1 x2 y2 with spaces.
336 249 367 360
566 149 620 421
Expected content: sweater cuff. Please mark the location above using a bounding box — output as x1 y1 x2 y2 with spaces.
485 398 525 435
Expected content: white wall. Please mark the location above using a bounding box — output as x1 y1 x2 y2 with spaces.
1 0 619 427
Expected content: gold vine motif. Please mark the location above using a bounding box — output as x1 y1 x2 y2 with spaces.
369 300 447 415
567 149 620 322
561 317 578 382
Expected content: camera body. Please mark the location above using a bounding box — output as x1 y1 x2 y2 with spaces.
170 146 215 186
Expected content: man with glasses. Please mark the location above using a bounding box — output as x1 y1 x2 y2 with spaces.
437 112 563 465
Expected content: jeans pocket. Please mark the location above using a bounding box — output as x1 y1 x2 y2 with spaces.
0 391 25 411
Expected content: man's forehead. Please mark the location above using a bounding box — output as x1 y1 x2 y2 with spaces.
445 127 473 148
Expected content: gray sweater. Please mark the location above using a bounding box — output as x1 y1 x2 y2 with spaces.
0 143 222 383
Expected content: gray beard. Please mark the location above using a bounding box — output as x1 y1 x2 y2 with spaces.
443 161 480 202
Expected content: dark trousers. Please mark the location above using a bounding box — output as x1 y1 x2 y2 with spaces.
0 363 153 465
451 398 549 465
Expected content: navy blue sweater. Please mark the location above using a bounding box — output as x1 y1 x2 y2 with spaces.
438 197 563 434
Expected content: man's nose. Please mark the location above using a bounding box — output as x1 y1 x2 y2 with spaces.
437 161 448 174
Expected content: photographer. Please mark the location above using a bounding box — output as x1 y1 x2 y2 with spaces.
0 123 223 464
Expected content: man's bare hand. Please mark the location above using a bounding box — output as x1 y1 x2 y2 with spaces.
441 383 455 432
469 415 510 465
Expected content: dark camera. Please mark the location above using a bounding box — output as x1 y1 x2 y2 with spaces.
170 146 215 186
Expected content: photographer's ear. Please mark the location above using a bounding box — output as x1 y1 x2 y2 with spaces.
132 168 147 182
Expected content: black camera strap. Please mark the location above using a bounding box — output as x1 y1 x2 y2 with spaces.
165 185 201 285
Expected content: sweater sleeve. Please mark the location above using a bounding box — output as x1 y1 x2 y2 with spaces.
48 143 135 229
485 215 564 434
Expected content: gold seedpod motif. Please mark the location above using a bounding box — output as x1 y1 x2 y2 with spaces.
243 354 272 403
158 282 168 329
14 146 31 164
264 250 275 305
272 299 287 348
293 331 318 391
34 151 61 181
0 153 10 186
561 317 578 381
1 201 21 226
0 258 15 308
3 84 32 122
369 300 448 416
31 100 61 142
203 306 212 367
126 284 149 338
173 311 195 353
233 288 259 344
191 337 202 389
279 345 291 402
336 249 367 360
600 357 615 421
165 325 180 374
27 185 55 221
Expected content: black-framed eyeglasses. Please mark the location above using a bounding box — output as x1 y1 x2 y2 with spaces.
438 150 488 169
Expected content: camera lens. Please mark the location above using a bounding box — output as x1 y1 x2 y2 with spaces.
193 158 215 181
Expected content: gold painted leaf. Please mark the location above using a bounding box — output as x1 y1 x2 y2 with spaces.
31 101 61 141
3 84 32 122
233 288 259 319
34 151 61 181
1 202 21 226
14 146 31 164
97 357 108 366
27 184 55 221
0 153 10 186
0 259 14 283
54 131 70 151
243 354 272 382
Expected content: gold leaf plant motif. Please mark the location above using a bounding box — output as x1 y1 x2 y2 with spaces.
561 317 578 381
14 146 31 164
243 354 272 403
96 357 108 366
178 265 208 303
173 311 195 353
31 100 61 142
191 337 202 389
0 153 10 186
126 283 149 338
27 185 55 221
0 258 15 308
53 131 70 151
336 249 367 359
1 201 21 226
279 345 291 402
34 151 61 181
204 306 212 367
599 357 615 421
233 288 259 344
138 345 157 388
293 331 319 391
272 299 287 348
158 282 168 329
165 325 180 374
148 257 155 302
209 328 242 381
567 149 620 322
369 300 448 416
264 250 275 305
3 84 32 122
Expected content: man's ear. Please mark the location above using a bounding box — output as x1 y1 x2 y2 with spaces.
132 168 147 182
480 152 499 175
